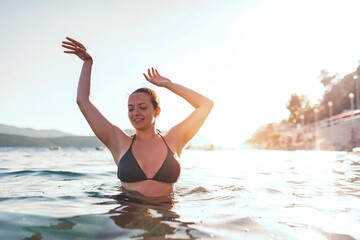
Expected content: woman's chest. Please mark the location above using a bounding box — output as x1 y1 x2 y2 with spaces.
132 143 168 176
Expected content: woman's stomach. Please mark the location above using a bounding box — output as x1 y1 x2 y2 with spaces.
121 180 174 197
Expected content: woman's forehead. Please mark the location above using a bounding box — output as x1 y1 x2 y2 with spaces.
128 92 151 104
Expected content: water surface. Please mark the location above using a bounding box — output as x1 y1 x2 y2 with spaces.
0 147 359 239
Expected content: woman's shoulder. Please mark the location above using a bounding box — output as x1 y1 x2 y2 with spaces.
162 129 183 156
108 127 134 162
113 127 134 147
162 128 176 141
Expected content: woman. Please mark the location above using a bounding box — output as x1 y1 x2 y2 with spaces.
62 37 213 197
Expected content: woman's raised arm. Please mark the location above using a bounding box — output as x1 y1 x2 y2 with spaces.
62 37 126 156
143 68 213 153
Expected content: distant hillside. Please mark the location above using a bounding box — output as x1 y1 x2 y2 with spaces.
0 129 137 148
0 133 103 148
0 134 54 147
0 123 75 138
0 126 214 149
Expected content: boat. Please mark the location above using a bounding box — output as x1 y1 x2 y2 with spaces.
49 146 61 150
95 146 105 151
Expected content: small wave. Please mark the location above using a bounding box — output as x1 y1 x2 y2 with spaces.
321 230 357 240
350 161 360 166
284 203 308 208
0 197 12 202
49 219 76 230
57 196 77 200
265 188 282 194
188 186 209 194
280 221 357 240
0 170 86 178
0 196 55 202
218 185 245 192
182 186 237 202
37 170 86 177
211 195 237 201
0 170 34 177
86 191 103 198
287 180 306 185
178 185 245 198
224 216 259 227
280 221 308 228
333 170 346 175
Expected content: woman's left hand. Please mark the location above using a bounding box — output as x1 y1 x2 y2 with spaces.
143 68 172 87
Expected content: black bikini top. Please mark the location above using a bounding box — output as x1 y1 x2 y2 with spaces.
117 133 181 183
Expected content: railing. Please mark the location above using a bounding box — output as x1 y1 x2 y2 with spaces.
312 110 360 130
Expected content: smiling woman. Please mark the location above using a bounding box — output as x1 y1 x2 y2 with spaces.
62 37 213 197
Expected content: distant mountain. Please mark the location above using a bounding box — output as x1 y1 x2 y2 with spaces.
0 123 76 138
0 132 215 149
0 127 135 148
0 123 216 149
0 134 55 147
0 133 103 148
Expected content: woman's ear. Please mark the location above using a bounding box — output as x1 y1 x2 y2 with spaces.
155 107 161 117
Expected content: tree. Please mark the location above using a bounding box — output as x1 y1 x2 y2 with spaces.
286 94 311 125
319 69 338 90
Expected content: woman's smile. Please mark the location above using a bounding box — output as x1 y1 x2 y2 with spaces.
133 117 144 123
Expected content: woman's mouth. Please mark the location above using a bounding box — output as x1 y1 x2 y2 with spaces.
133 118 144 123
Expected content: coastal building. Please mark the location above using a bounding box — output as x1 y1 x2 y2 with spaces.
278 109 360 151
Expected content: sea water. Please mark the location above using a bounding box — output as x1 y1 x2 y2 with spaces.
0 147 359 240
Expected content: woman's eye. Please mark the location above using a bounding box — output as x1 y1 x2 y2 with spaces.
128 108 134 112
141 107 147 110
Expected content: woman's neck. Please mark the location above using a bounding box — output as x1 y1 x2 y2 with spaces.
135 128 159 141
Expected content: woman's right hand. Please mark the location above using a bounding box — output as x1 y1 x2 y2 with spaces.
143 68 172 88
62 37 92 61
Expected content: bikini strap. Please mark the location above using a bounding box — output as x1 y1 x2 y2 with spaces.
130 134 136 147
157 131 171 150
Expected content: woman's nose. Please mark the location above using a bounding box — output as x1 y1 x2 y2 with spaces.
133 108 140 115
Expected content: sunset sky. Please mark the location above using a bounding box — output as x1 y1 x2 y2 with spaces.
1 0 360 146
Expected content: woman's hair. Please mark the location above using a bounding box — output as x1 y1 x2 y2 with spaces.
131 88 160 109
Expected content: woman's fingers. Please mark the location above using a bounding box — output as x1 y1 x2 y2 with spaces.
66 37 80 46
62 37 92 61
144 68 161 80
62 40 83 53
62 42 86 52
62 44 76 50
62 41 76 46
63 51 76 54
143 67 161 80
65 37 86 49
143 73 150 81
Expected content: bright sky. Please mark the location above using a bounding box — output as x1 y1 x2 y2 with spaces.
1 0 360 146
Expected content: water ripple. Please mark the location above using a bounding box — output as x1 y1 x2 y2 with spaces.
1 148 359 239
0 170 86 178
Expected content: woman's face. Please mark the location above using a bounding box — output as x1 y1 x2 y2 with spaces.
128 92 160 130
